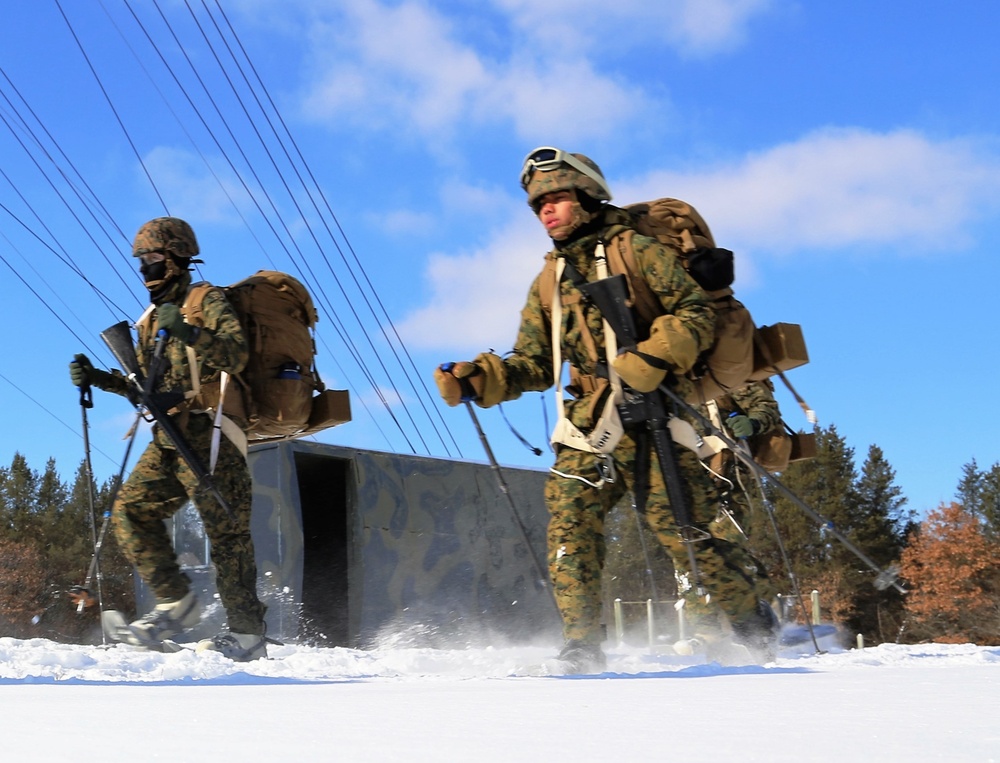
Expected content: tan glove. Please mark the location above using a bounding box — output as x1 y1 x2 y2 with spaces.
433 353 507 408
470 352 506 408
434 362 484 407
611 314 700 393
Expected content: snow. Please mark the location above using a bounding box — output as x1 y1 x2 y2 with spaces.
2 637 997 762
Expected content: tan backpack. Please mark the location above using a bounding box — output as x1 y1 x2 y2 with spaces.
539 198 777 404
181 270 349 442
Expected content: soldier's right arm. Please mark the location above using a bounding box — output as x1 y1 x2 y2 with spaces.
69 353 129 397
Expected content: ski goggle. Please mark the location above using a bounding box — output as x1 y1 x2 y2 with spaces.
136 249 168 265
519 147 611 198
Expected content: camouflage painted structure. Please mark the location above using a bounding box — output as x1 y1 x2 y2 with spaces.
147 440 559 647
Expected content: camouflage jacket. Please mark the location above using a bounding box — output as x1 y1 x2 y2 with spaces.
500 205 715 433
101 284 248 411
701 379 783 437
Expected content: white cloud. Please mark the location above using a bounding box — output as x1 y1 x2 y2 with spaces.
369 208 437 237
617 128 1000 254
294 0 653 142
494 0 774 57
299 1 486 134
397 215 550 352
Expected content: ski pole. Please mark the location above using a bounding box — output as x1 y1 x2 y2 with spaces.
656 381 907 594
464 400 554 597
439 364 557 615
70 410 142 619
748 467 824 654
76 379 105 620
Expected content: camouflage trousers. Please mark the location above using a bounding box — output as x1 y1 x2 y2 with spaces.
544 427 760 644
112 413 266 635
706 458 778 607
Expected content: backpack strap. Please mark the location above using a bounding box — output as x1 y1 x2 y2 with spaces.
181 281 213 327
538 254 557 318
606 230 663 327
548 243 625 456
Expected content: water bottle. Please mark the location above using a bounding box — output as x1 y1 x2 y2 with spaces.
277 362 301 380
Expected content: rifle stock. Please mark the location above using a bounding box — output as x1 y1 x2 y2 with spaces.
579 274 638 351
101 321 143 380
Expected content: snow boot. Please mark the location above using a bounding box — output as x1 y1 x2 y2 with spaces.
555 639 607 674
730 600 781 663
196 632 268 662
123 591 200 647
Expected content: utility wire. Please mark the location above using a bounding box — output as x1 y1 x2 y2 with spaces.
202 0 462 458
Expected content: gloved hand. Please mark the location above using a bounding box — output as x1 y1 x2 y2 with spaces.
434 362 484 407
69 353 113 390
611 314 700 393
156 304 199 345
434 352 507 408
612 347 671 393
726 414 757 438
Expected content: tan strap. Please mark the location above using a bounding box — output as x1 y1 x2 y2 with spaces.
220 414 248 458
606 230 664 327
548 245 624 455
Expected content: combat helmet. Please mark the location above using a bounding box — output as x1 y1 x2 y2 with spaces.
132 217 200 260
132 217 200 303
520 147 612 210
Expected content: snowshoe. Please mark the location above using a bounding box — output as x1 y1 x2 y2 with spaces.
730 600 781 664
101 591 199 650
552 639 607 675
195 632 268 662
101 609 190 653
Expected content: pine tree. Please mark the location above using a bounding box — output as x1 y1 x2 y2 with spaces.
0 539 48 638
0 453 40 543
956 459 1000 540
0 455 135 643
848 445 913 642
977 463 1000 540
956 459 982 515
746 427 915 642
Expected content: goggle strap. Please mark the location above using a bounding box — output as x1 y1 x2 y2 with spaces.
521 148 611 199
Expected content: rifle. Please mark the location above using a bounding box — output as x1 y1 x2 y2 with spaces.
101 321 236 521
580 276 904 595
578 274 707 596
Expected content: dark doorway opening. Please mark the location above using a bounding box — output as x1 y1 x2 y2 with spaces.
295 452 351 646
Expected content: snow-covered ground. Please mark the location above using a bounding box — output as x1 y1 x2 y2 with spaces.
3 636 997 762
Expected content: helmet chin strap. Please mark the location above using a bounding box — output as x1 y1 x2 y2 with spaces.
146 264 191 304
546 192 596 241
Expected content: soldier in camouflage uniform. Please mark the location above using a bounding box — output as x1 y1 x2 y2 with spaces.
688 379 785 627
69 217 267 661
436 149 777 671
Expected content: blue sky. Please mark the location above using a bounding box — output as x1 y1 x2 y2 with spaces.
1 1 998 517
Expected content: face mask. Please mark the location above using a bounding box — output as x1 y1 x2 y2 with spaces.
140 259 167 286
139 254 187 303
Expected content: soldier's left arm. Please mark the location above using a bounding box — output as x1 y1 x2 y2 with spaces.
192 289 249 374
632 235 716 358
